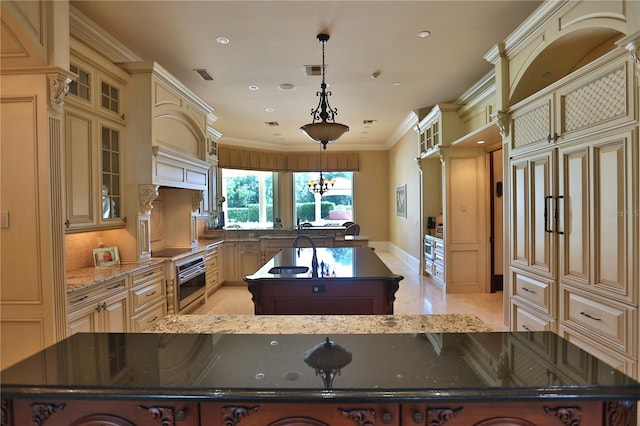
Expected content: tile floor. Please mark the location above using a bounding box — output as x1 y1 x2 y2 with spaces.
193 250 506 331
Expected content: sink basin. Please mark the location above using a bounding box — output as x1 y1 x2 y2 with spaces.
268 266 309 274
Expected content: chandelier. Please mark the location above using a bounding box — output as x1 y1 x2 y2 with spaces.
307 144 334 196
300 33 349 150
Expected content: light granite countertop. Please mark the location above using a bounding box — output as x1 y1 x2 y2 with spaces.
149 314 493 334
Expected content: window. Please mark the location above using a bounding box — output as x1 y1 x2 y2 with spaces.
221 169 274 229
293 172 353 226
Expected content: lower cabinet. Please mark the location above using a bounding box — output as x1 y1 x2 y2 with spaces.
200 402 399 426
10 399 198 426
67 278 130 335
223 241 260 284
7 399 635 426
205 244 222 296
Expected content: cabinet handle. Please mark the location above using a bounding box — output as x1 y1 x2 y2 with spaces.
522 324 531 331
146 291 157 297
65 219 70 228
95 302 107 313
143 271 154 277
147 316 158 323
69 295 88 305
580 311 601 321
555 196 564 235
381 411 393 424
412 411 425 424
521 287 535 294
107 284 122 290
547 133 559 143
544 195 553 233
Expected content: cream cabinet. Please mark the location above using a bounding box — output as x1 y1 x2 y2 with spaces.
507 51 638 378
67 277 130 336
222 241 260 284
205 243 222 296
129 264 166 332
416 104 463 156
64 42 128 233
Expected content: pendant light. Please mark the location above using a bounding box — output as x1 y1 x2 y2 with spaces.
307 143 334 196
300 33 349 150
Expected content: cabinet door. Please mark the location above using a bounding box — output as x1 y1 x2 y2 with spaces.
223 243 238 282
65 109 96 230
98 121 125 227
558 132 635 303
67 305 99 336
238 249 260 278
100 290 129 333
509 150 556 278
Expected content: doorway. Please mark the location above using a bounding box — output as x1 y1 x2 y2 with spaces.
489 149 504 292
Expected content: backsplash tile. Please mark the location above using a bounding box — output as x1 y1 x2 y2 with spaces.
65 231 104 271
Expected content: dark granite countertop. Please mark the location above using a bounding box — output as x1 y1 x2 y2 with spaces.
245 247 403 281
2 332 639 402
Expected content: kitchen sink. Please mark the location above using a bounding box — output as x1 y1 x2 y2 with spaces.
268 266 309 274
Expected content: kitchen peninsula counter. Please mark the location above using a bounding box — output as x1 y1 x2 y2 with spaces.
2 332 638 425
245 247 403 315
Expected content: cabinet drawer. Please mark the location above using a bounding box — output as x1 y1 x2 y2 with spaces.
131 264 164 287
560 325 637 379
131 279 165 313
67 277 128 309
238 242 258 250
512 302 553 332
131 301 166 332
561 287 637 358
512 270 555 316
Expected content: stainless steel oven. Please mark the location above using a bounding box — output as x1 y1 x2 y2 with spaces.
424 236 434 261
176 256 206 311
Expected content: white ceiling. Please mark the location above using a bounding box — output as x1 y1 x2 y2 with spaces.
71 1 543 151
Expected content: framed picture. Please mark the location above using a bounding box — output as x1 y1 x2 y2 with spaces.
93 246 120 267
395 184 407 217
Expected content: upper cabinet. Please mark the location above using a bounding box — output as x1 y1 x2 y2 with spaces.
64 40 129 232
416 104 464 157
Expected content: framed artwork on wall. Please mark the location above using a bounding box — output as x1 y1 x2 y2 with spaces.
395 184 406 218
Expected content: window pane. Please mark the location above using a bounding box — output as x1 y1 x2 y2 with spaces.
293 172 353 226
221 169 274 229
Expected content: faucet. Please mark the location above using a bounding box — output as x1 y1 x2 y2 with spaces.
293 235 318 276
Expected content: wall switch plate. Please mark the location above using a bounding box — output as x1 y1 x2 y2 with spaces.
0 211 9 228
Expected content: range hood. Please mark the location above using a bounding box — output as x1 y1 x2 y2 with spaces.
152 145 210 191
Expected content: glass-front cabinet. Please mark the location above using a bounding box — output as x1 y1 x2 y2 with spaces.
64 41 128 232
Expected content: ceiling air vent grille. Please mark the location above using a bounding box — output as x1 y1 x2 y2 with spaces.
304 65 322 76
194 69 214 81
265 122 280 126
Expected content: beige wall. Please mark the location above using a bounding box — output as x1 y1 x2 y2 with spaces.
353 150 390 243
389 128 421 261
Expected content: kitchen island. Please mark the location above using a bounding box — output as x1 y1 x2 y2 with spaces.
1 331 638 425
244 247 403 315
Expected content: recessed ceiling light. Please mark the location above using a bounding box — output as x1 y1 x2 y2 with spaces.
265 108 274 113
417 30 431 38
477 140 485 144
278 83 296 91
249 85 259 91
392 81 402 86
216 36 230 45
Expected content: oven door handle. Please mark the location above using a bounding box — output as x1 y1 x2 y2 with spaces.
178 267 205 284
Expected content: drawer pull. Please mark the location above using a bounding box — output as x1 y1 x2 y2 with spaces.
69 295 88 305
146 291 157 297
521 287 536 293
107 284 122 290
412 411 424 424
143 271 154 277
580 311 601 321
522 324 531 331
147 316 158 323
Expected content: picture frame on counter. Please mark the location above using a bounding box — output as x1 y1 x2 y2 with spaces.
93 246 120 267
395 184 406 217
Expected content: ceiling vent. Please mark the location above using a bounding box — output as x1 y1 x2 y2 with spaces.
265 121 280 126
363 120 377 125
304 65 323 76
194 69 214 81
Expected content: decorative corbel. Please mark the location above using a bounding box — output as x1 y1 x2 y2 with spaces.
47 74 71 108
192 190 205 212
616 31 640 78
492 111 510 138
139 184 159 215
